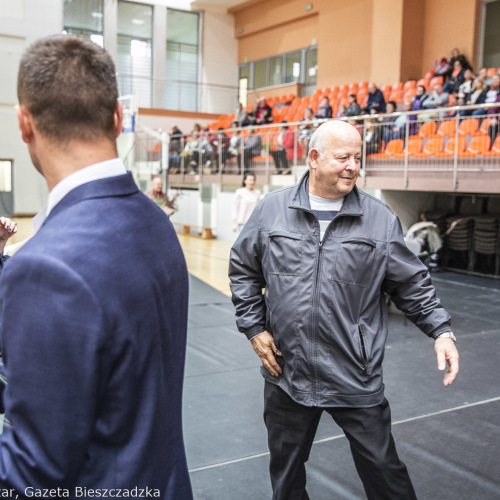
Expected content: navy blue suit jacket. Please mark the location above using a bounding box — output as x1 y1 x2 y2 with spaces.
0 173 193 499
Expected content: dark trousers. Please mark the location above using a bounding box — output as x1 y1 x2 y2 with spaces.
271 149 289 172
264 381 417 500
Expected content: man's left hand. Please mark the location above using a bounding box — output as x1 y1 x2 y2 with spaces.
434 338 459 386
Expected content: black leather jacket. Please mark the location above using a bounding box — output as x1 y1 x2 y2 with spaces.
229 172 451 407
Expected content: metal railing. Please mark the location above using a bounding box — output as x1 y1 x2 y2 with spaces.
129 102 500 189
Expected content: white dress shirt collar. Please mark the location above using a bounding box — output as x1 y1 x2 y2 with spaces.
33 158 126 232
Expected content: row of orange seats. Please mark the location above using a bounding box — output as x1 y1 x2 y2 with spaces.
371 135 500 159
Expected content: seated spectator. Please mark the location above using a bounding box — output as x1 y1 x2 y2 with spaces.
248 96 273 126
346 94 361 117
184 132 201 173
235 102 249 127
271 122 293 174
457 69 474 98
298 107 315 158
422 84 450 113
449 47 472 72
463 78 488 116
379 100 398 139
412 85 429 111
383 100 416 144
443 60 465 94
227 123 243 171
282 124 302 174
478 67 493 87
364 119 383 156
472 73 500 117
363 83 386 114
238 128 262 173
433 57 452 79
209 128 230 173
337 104 347 118
170 125 183 154
487 93 500 146
447 95 466 119
315 96 333 119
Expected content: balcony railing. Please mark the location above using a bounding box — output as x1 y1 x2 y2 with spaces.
129 102 500 191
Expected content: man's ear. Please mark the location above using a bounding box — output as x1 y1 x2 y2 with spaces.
15 105 34 144
308 148 319 170
114 101 123 138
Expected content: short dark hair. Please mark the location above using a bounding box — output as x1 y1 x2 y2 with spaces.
387 100 397 110
18 35 119 144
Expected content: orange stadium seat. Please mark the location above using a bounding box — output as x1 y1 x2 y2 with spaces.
403 80 416 90
434 137 466 157
458 136 491 157
437 120 457 137
372 139 403 158
416 78 429 89
413 137 444 157
458 118 479 136
483 136 500 156
389 90 404 103
394 138 423 158
429 76 444 88
403 88 417 99
473 117 493 136
418 122 437 138
424 70 434 80
392 82 404 91
487 67 497 77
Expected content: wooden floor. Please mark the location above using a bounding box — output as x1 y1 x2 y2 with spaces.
177 234 232 297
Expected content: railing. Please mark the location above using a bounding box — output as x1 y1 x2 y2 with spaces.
129 102 500 190
117 74 239 114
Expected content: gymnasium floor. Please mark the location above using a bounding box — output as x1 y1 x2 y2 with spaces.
179 234 500 500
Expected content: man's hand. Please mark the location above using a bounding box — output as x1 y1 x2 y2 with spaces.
251 331 282 377
0 217 17 242
435 338 459 386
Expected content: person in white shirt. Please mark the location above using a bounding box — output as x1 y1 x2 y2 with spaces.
232 173 261 232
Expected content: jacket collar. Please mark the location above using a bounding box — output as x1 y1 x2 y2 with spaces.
289 170 364 217
46 172 139 223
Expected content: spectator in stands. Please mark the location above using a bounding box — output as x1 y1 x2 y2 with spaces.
422 84 449 119
364 83 386 114
170 125 183 153
298 107 315 158
383 100 416 144
228 122 243 171
144 175 179 217
449 47 472 72
433 57 452 79
249 96 273 126
346 94 361 117
412 85 429 111
487 94 500 147
363 118 383 156
479 67 493 86
315 96 333 119
472 73 500 117
271 122 290 174
235 102 249 127
443 60 465 94
463 78 488 116
379 100 398 139
337 104 347 118
184 132 201 173
209 128 230 173
232 173 261 233
238 128 262 173
457 69 474 98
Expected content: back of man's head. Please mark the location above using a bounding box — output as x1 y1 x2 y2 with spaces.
17 35 118 144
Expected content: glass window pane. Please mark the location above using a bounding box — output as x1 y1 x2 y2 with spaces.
167 9 199 45
285 51 301 83
482 1 500 68
118 1 152 39
63 0 103 40
305 49 317 85
254 60 268 89
269 56 283 86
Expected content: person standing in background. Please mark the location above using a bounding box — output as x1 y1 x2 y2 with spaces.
232 173 261 233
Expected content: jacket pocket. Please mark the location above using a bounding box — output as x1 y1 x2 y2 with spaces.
357 324 369 371
333 236 376 287
268 230 303 275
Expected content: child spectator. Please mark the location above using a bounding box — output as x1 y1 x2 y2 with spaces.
346 94 361 117
315 96 333 119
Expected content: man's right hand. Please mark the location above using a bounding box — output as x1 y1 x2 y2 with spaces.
251 331 282 377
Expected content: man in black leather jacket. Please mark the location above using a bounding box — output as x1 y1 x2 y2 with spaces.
229 120 459 500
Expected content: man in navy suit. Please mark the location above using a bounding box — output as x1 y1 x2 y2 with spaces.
0 35 193 499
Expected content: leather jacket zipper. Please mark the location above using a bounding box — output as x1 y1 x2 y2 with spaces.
358 324 368 371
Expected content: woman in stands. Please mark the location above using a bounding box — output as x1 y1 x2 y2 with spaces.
232 173 261 233
364 119 383 156
315 96 333 120
463 78 488 116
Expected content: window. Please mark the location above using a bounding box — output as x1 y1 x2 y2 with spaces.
165 9 200 111
239 66 250 106
116 1 153 108
285 51 301 83
63 0 103 46
254 60 268 89
269 56 283 86
303 48 318 96
480 0 500 68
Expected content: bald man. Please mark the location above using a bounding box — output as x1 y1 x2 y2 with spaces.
229 120 459 499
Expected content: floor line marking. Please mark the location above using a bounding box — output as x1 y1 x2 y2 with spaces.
188 396 500 473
